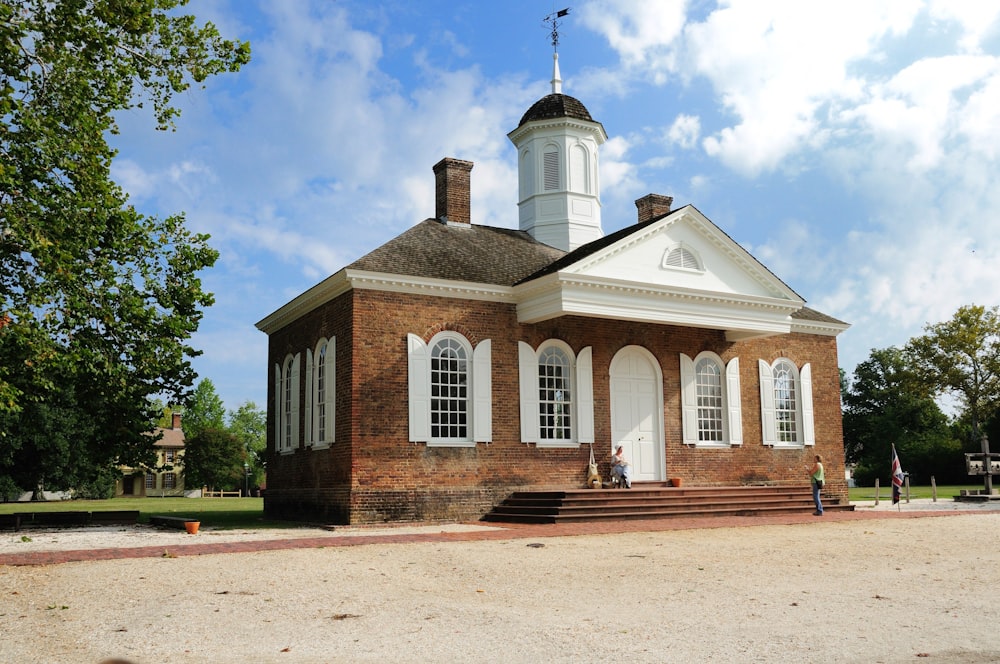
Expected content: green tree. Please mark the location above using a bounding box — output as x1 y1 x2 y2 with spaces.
183 378 225 440
0 1 248 490
228 401 266 488
182 427 245 491
843 347 960 485
905 304 1000 447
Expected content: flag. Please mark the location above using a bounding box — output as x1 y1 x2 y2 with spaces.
891 445 905 504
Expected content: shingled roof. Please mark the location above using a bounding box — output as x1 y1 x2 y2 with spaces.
348 219 566 286
346 217 847 327
518 93 597 127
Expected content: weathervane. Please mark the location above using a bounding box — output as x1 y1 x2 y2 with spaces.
543 8 570 53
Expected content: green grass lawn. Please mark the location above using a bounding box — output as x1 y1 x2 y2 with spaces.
848 485 989 501
0 497 300 530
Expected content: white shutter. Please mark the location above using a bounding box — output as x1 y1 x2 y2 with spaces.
726 357 743 446
680 353 698 445
800 363 815 446
473 339 492 443
328 337 336 443
407 334 430 442
576 346 594 444
518 341 539 443
758 359 777 447
290 353 301 452
304 349 314 446
273 363 281 453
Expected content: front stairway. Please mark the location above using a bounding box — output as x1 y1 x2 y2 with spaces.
482 483 854 524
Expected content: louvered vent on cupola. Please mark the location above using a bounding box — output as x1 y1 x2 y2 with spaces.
543 150 560 190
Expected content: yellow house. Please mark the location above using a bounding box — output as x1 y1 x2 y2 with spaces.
117 413 187 497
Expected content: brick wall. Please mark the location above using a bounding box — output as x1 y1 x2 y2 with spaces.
263 287 847 524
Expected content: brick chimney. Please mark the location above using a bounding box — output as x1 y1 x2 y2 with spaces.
433 157 473 225
635 193 673 224
171 412 182 430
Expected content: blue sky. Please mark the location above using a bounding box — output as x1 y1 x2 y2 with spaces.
111 1 1000 412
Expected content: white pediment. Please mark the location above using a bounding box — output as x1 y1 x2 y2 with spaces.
514 205 806 340
567 206 799 301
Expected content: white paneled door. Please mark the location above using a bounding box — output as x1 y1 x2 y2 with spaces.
610 347 663 482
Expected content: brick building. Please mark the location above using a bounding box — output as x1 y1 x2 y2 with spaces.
256 56 849 524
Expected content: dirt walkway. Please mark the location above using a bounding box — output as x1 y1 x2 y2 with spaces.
2 506 1000 663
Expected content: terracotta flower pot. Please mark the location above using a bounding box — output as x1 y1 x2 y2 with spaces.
184 521 200 535
670 478 682 487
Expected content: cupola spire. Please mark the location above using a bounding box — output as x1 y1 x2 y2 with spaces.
544 8 569 94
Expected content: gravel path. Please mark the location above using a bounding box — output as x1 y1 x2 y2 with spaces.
2 507 1000 663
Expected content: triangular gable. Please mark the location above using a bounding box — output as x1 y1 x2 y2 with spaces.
565 205 801 301
514 205 806 341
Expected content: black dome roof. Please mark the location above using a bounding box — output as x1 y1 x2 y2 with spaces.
518 93 594 127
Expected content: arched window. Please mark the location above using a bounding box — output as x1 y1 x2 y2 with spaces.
407 332 492 447
758 358 814 447
278 353 300 453
680 353 742 446
518 341 595 447
695 358 723 442
431 336 469 441
538 345 572 441
306 337 335 448
773 360 798 444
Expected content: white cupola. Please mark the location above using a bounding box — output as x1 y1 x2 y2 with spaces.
507 53 607 252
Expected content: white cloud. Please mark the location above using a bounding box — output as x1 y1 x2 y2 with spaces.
578 0 686 73
667 114 700 149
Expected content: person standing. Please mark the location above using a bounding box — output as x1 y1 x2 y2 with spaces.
809 454 825 515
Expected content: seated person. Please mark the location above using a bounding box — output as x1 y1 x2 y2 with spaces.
610 445 631 488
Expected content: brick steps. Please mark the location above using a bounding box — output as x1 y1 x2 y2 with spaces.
482 484 852 524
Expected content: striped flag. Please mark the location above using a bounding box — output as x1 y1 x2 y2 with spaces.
891 445 905 504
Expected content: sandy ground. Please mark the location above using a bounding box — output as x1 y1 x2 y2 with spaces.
2 501 1000 664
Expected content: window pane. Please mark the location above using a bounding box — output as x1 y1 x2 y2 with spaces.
430 338 468 440
538 347 572 441
695 358 724 442
773 362 798 443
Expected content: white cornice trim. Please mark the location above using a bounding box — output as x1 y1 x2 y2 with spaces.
507 117 608 144
515 273 803 337
789 317 851 337
255 270 515 335
346 270 514 302
256 269 351 335
257 268 846 339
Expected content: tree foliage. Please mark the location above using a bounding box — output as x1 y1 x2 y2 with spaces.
181 427 245 491
183 378 225 440
843 347 961 486
228 400 265 486
905 304 1000 445
0 1 249 493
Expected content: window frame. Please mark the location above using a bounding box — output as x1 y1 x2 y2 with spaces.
680 352 742 447
758 358 815 448
277 353 300 454
306 337 336 449
518 341 594 448
407 332 492 448
537 341 575 446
